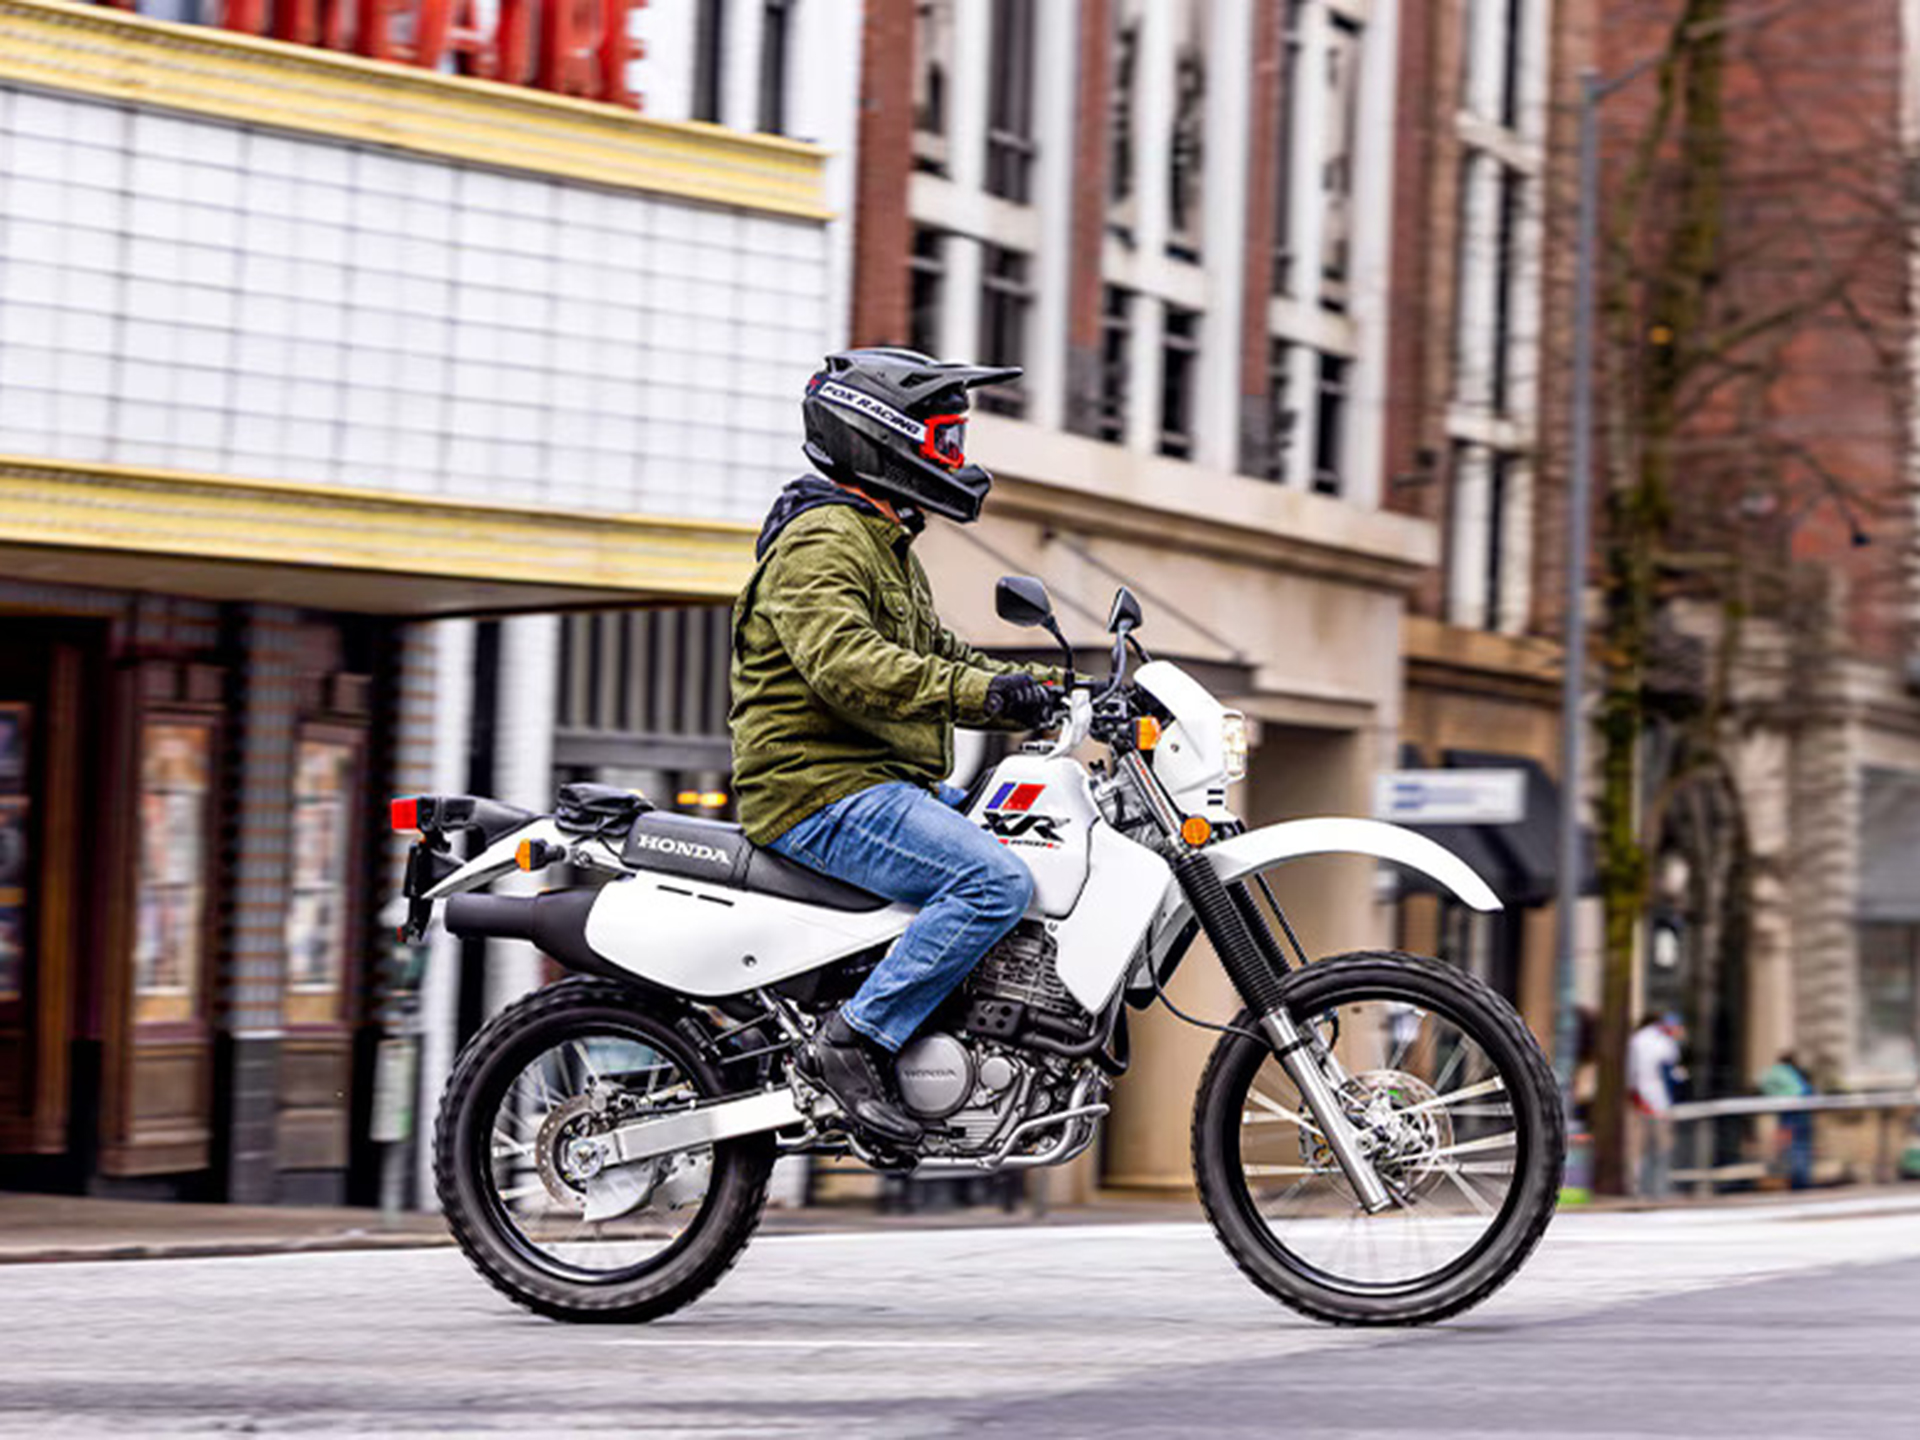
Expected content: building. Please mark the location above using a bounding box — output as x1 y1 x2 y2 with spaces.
0 0 861 1202
1379 0 1586 1055
1388 0 1920 1130
839 0 1436 1194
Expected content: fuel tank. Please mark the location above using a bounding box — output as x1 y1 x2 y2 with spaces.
965 754 1099 918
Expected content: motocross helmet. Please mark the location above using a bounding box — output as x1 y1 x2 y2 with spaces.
802 348 1022 523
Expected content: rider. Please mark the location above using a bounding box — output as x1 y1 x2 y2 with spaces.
729 348 1062 1145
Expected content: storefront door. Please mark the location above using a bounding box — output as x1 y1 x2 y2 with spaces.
0 625 88 1162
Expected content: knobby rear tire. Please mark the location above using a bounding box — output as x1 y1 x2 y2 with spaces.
1192 951 1564 1327
434 976 776 1324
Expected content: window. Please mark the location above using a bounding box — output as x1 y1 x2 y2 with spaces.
1108 1 1143 239
1860 924 1920 1076
1448 443 1525 631
1464 0 1527 132
1159 305 1199 459
1272 0 1305 294
1484 450 1511 628
913 0 955 174
692 0 726 124
1098 286 1133 443
1167 0 1209 260
1312 352 1346 495
1320 16 1363 310
908 228 946 357
133 720 213 1026
1491 164 1521 414
758 0 795 135
285 733 358 1024
1452 154 1526 418
986 0 1039 202
1262 338 1295 483
978 246 1032 416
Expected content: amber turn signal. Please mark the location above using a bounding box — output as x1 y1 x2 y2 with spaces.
1135 717 1162 750
1181 816 1213 846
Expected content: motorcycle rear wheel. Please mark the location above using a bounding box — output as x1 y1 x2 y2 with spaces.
435 977 775 1323
1192 951 1563 1326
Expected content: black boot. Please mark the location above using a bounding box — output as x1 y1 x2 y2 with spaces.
800 1012 923 1147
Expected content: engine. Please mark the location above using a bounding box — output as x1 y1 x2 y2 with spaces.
890 922 1102 1157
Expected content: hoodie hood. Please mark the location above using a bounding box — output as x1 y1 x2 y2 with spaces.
755 477 922 559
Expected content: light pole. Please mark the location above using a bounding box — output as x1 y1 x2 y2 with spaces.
1551 69 1603 1101
1554 59 1659 1106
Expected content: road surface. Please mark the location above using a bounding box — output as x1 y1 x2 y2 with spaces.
2 1195 1917 1437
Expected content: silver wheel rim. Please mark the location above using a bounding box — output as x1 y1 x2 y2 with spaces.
486 1028 715 1279
1235 995 1521 1292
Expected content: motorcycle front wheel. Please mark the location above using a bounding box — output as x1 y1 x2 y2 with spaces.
1192 951 1564 1326
434 977 775 1323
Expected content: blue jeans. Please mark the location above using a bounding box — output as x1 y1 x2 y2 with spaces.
767 781 1034 1051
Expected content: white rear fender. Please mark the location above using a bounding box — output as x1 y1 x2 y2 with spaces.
1205 817 1502 912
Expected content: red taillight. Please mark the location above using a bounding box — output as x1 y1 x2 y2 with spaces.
390 796 420 832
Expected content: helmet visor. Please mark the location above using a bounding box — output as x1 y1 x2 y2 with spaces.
920 413 968 470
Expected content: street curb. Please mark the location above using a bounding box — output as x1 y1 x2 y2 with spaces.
0 1232 458 1266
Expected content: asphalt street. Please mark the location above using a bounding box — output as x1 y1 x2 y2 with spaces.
1 1196 1917 1438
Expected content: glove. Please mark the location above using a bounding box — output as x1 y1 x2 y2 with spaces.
984 673 1057 729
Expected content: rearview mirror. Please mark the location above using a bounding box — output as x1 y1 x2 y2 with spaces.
995 575 1055 629
1107 586 1143 635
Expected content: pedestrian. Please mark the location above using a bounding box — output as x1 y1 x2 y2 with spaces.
1759 1050 1816 1191
1627 1011 1685 1199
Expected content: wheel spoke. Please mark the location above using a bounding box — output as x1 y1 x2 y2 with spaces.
1402 1075 1506 1115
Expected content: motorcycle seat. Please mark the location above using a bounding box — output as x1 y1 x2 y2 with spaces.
620 811 890 913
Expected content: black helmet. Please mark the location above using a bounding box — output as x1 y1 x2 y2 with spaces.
802 348 1021 523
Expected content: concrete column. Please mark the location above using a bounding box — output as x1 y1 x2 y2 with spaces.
413 618 474 1206
722 0 765 133
1340 0 1401 510
936 0 994 358
487 615 560 1016
1131 0 1174 265
1195 0 1253 474
1124 291 1164 454
636 0 698 121
1027 0 1080 431
791 0 865 349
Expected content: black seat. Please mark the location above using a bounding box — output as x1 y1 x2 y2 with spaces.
620 811 889 913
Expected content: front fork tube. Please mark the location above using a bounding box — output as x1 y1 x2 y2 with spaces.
1258 1009 1393 1214
1171 850 1394 1215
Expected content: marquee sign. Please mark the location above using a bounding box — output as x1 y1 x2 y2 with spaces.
96 0 644 109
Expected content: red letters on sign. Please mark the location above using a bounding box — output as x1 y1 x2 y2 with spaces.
125 0 644 111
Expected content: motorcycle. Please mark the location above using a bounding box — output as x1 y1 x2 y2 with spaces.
398 577 1563 1327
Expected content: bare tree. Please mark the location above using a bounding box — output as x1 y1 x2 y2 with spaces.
1584 0 1912 1194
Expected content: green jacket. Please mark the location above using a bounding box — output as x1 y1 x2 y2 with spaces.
730 497 1039 845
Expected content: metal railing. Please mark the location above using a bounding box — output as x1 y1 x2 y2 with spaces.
1667 1089 1918 1194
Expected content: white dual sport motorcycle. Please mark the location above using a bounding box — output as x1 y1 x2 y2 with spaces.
399 577 1562 1327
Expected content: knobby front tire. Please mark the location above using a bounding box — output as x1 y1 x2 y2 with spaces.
1192 951 1564 1327
434 977 776 1324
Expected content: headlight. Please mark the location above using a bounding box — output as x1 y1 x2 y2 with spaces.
1221 710 1249 783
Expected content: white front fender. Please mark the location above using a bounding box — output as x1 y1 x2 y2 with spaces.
1206 817 1502 912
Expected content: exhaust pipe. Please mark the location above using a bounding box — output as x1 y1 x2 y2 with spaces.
444 888 624 983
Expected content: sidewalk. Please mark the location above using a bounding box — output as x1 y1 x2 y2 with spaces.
4 1183 1916 1265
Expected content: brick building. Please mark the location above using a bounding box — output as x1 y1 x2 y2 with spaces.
1391 0 1920 1106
